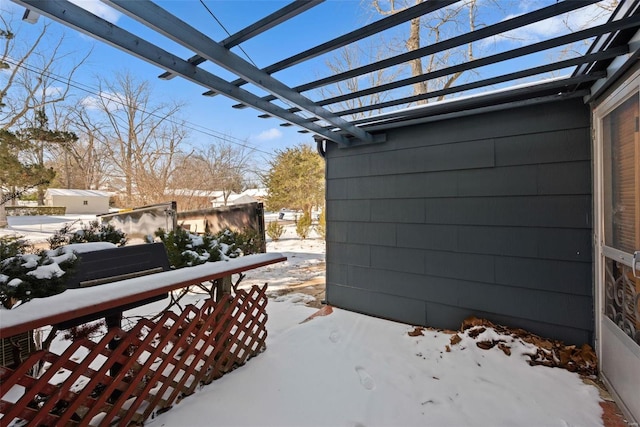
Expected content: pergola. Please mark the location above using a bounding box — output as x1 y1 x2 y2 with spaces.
12 0 640 147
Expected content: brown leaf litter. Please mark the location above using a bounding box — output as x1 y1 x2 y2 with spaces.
408 316 598 377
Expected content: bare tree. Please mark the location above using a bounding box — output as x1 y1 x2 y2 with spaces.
46 104 111 190
86 71 189 207
0 11 88 226
0 13 89 130
551 0 619 67
321 40 404 120
368 0 486 104
170 140 254 209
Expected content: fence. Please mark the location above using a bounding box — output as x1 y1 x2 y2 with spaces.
97 202 177 242
177 202 266 245
0 253 285 426
5 206 67 216
1 286 268 426
98 202 266 250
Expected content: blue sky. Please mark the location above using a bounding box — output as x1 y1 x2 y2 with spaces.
1 0 614 159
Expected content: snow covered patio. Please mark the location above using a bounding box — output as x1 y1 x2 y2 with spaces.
150 296 623 427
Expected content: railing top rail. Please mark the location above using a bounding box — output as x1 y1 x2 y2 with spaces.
0 253 286 338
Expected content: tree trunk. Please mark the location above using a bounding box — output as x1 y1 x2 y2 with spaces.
0 190 7 228
407 17 428 100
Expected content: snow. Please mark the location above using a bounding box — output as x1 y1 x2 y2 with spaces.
152 300 603 427
151 225 605 427
44 188 110 197
26 262 65 280
0 252 285 333
62 242 117 253
0 214 99 243
0 216 606 426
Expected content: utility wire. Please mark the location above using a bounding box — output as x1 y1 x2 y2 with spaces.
197 0 307 119
2 57 274 156
198 0 259 69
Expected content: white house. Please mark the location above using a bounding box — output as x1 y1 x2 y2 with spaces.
210 190 262 208
44 188 111 214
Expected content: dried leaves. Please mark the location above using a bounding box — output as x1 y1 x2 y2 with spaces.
459 317 597 376
408 316 598 376
408 327 425 337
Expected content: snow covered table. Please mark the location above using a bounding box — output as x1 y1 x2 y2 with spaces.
0 252 286 338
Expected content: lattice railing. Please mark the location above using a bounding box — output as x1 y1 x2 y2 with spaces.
0 284 268 426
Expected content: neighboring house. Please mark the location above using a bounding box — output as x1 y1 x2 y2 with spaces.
210 190 260 207
44 189 110 214
168 189 221 211
229 194 258 206
211 191 239 208
241 188 267 203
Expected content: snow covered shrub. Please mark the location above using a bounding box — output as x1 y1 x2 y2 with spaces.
47 222 74 249
296 212 312 239
152 227 222 269
69 221 127 247
0 235 33 259
151 227 262 269
48 220 127 249
218 228 263 256
0 245 79 309
267 220 284 241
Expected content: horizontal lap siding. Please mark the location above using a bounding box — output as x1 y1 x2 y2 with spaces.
325 98 593 345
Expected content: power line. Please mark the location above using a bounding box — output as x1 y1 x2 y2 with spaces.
196 0 303 117
198 0 259 69
2 57 275 156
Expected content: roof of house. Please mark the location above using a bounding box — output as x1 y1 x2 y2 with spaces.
241 188 267 198
230 194 258 205
16 0 640 147
45 188 111 198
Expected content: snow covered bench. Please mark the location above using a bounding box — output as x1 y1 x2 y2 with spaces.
0 252 286 338
56 242 172 330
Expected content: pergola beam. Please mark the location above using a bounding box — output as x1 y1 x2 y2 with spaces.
349 73 604 128
159 0 323 80
221 0 458 102
13 0 353 145
245 0 601 111
105 0 374 145
317 17 640 107
282 45 628 124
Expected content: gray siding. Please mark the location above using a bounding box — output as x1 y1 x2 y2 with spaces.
325 98 593 345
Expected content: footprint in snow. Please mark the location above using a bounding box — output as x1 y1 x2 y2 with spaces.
355 366 375 390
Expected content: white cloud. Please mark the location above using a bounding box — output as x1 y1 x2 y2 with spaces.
254 128 282 141
37 86 63 98
478 4 613 49
81 91 124 112
68 0 122 24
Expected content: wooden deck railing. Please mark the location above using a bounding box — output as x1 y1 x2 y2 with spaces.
0 253 285 426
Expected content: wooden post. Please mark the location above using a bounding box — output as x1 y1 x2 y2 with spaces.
105 312 123 377
214 275 232 302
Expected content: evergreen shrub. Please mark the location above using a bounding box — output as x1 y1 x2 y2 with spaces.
296 212 312 239
266 220 284 241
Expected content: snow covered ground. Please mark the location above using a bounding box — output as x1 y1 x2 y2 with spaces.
0 214 98 244
1 214 607 426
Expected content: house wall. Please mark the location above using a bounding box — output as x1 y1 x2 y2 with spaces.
51 195 110 214
324 97 593 345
